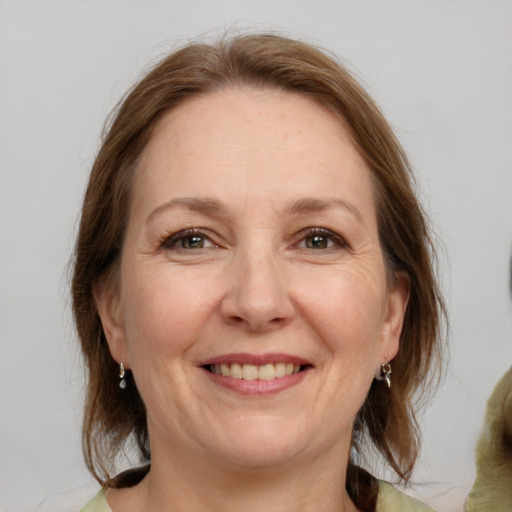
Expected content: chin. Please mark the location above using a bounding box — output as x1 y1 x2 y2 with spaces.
201 416 330 470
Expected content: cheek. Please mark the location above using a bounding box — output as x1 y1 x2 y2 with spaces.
120 267 220 360
294 266 386 355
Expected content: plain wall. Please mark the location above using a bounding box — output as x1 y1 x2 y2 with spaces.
1 1 511 511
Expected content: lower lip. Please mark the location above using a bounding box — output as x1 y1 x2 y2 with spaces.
202 368 309 395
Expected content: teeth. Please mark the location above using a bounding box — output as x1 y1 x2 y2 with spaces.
209 363 302 380
230 363 243 379
242 364 258 380
275 363 286 378
258 364 275 380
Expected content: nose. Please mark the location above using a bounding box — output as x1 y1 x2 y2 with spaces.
220 245 295 332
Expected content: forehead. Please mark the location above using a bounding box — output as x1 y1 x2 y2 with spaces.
147 87 356 162
133 88 376 222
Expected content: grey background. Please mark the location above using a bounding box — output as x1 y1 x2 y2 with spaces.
1 1 511 511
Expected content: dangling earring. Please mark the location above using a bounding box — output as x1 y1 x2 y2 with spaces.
375 362 392 388
119 362 127 389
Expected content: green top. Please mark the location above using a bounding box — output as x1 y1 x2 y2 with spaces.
79 481 434 511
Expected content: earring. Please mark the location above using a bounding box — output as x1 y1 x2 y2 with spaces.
119 362 127 389
375 362 392 388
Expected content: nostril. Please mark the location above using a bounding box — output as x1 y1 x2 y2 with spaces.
228 314 289 330
221 288 295 331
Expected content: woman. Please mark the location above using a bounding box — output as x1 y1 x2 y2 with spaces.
72 33 445 512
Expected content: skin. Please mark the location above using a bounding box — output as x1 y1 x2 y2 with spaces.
96 88 409 512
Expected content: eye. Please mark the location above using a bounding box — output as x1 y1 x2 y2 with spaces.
305 234 331 249
180 235 208 249
298 228 346 250
161 229 216 250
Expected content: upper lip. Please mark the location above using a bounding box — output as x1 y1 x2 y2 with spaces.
198 353 313 367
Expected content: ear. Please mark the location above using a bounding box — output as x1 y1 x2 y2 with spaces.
93 277 130 368
379 271 410 362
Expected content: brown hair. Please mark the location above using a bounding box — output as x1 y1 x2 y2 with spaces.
71 33 446 511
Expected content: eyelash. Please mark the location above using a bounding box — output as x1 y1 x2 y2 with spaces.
160 227 346 252
160 229 216 251
296 228 347 250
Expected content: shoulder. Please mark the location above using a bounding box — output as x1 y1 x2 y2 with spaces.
78 489 112 512
377 481 435 512
78 465 149 511
78 478 433 512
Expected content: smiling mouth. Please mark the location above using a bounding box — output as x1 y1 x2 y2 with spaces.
206 363 309 380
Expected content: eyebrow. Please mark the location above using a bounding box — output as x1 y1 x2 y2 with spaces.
146 197 225 224
284 197 365 224
146 196 364 224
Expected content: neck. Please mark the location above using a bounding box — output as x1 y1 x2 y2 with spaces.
127 442 359 512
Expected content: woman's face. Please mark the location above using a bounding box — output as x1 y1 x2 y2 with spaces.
97 88 408 471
